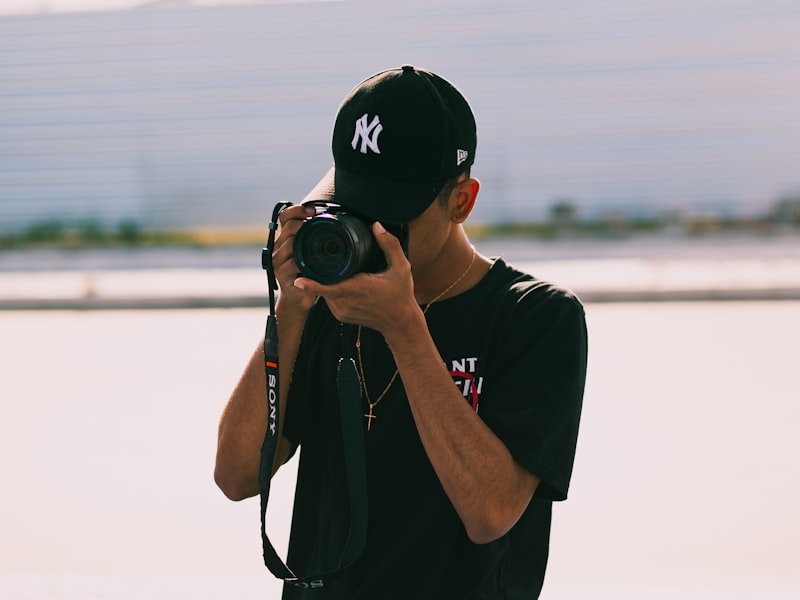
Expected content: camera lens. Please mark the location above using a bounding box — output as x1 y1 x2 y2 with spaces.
311 235 346 266
294 213 375 284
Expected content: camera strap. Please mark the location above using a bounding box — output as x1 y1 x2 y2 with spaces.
258 202 368 589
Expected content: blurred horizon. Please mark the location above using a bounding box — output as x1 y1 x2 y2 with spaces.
2 0 800 233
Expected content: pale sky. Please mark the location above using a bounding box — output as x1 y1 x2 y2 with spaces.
0 0 288 16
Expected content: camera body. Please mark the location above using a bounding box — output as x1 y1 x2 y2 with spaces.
293 202 408 284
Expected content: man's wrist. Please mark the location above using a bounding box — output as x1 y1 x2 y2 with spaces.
382 303 427 354
275 295 312 323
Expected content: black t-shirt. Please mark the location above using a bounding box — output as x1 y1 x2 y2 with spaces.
281 258 587 599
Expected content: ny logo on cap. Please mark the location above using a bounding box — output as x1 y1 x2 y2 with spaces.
352 113 383 154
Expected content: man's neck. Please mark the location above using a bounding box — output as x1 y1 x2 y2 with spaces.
413 235 489 305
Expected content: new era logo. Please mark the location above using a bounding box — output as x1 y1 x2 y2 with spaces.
352 113 383 154
457 149 469 166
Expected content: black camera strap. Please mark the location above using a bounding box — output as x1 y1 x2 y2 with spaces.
258 202 368 589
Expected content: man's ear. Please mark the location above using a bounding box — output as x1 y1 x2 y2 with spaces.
451 177 480 223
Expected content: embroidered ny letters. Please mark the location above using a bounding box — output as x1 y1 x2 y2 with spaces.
351 113 383 154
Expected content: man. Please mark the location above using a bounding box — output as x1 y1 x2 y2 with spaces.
215 65 587 599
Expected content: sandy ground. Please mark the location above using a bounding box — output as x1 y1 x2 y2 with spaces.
1 302 799 598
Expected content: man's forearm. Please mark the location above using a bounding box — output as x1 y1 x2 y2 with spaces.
214 342 269 500
214 299 309 500
384 309 540 544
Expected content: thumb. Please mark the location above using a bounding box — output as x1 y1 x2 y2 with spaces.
372 221 404 265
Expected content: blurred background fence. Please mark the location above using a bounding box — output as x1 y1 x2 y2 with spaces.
2 0 800 237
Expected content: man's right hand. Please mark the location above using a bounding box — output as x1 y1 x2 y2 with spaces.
273 204 318 314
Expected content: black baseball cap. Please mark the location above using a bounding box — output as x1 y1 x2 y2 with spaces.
302 65 477 224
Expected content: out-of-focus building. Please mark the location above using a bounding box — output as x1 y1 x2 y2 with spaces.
2 0 800 232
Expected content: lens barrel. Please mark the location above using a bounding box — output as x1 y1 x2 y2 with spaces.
293 213 379 284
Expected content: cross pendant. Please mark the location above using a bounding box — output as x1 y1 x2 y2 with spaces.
364 404 377 432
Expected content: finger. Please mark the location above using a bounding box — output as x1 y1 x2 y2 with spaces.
295 275 362 303
275 204 314 254
372 221 404 265
278 203 315 228
293 276 327 296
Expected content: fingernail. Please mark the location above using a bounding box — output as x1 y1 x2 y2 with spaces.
374 221 386 234
294 279 305 290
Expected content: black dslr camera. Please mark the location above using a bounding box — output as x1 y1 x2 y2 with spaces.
293 202 408 284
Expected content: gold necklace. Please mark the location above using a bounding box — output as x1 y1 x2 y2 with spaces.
357 248 477 431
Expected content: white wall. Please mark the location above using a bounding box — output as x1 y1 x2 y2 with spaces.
2 0 800 231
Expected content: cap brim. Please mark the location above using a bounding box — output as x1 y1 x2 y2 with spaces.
302 167 438 224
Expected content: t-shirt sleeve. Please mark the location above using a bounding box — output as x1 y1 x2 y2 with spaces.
479 286 588 501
